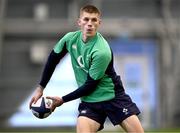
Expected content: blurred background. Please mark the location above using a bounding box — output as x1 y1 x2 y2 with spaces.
0 0 180 132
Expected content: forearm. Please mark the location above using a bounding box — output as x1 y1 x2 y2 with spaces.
39 49 67 88
62 74 100 102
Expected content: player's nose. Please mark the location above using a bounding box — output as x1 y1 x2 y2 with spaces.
87 20 93 25
87 22 93 27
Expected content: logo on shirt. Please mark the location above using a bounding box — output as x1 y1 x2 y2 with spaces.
77 55 88 73
123 108 129 115
72 44 77 49
77 55 84 68
80 110 87 114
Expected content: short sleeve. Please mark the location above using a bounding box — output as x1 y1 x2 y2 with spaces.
89 51 111 80
53 32 72 53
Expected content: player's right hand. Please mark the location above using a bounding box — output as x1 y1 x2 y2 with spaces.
29 85 43 109
46 96 64 112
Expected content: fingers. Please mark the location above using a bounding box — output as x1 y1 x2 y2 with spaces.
46 96 55 112
29 86 43 109
29 96 41 109
29 97 37 109
51 106 56 112
29 97 35 109
46 96 56 100
46 96 63 112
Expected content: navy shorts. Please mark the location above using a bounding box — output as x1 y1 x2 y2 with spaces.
78 92 140 131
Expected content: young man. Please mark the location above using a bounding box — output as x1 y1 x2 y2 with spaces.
29 5 144 133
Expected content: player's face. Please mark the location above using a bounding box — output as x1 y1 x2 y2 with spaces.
78 12 101 39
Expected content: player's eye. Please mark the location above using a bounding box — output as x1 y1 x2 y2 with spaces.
92 18 97 22
83 17 89 22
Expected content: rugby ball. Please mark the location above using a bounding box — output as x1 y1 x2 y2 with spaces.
31 97 52 119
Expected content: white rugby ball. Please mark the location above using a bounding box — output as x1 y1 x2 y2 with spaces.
31 97 52 119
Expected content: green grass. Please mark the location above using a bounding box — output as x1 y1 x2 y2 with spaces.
0 131 180 133
1 131 180 133
1 127 180 133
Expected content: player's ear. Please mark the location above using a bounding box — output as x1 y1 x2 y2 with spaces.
99 19 102 25
77 18 81 26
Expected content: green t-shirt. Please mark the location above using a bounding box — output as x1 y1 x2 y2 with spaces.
54 31 115 102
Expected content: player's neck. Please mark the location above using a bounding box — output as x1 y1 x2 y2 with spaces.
82 34 95 43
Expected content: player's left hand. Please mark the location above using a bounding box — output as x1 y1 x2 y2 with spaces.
46 96 64 112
